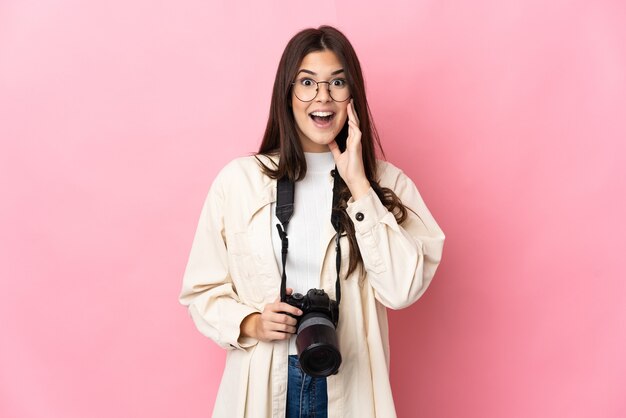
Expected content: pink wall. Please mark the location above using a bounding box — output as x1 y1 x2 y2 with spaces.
1 1 625 417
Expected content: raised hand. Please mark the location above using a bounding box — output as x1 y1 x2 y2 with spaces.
328 99 370 200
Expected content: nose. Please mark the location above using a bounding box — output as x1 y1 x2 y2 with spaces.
316 82 332 102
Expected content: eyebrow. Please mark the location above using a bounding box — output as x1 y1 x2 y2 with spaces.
297 68 345 76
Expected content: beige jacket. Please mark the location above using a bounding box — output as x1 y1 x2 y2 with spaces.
179 154 445 418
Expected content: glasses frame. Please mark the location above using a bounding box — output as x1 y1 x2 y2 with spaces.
291 78 351 103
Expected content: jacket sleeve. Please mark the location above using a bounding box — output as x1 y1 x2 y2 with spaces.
178 167 259 350
346 167 445 309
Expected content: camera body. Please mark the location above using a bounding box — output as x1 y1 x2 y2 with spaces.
285 288 339 326
284 288 341 377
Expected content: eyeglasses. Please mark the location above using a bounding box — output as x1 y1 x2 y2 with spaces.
291 77 351 102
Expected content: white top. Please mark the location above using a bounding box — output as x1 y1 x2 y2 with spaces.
270 151 335 355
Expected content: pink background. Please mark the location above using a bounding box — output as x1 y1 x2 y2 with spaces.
1 1 625 417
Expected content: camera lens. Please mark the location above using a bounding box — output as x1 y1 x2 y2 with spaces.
298 341 341 377
296 313 341 377
308 346 337 371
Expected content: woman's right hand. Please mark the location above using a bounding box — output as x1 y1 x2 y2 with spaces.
240 288 303 342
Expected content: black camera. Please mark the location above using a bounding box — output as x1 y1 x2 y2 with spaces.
285 288 341 377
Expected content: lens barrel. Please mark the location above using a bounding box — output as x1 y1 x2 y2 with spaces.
296 313 342 377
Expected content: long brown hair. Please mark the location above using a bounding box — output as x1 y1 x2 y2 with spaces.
256 25 409 277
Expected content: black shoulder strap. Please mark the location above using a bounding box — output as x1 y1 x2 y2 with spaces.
331 170 342 305
275 176 294 302
276 176 294 226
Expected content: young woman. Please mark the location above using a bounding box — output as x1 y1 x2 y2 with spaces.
179 25 445 418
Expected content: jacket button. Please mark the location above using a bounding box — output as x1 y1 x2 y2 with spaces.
355 212 364 221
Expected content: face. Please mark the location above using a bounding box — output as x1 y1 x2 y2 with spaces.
291 50 350 152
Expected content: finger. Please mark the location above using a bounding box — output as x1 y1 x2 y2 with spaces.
273 321 297 334
328 140 342 161
266 306 299 322
347 100 354 124
269 331 292 341
266 311 298 327
348 119 361 134
264 313 296 331
349 100 360 126
347 121 362 148
276 302 303 317
264 302 282 316
281 314 299 327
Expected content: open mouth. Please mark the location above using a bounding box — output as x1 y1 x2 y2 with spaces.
309 111 335 128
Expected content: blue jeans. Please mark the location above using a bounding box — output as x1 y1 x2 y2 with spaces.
286 355 328 418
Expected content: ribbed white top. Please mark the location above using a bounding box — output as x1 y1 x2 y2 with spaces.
270 151 335 355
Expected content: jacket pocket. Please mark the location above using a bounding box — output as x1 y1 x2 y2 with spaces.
227 230 273 305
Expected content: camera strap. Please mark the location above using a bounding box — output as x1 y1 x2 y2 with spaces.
275 168 343 306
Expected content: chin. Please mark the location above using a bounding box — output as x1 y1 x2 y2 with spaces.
297 121 343 150
316 134 337 144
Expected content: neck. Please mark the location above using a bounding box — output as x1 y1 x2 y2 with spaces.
304 150 334 173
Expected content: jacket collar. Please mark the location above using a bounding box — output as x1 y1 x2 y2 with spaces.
244 154 278 225
245 179 276 225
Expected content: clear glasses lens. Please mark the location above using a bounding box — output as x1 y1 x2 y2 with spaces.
293 78 350 102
